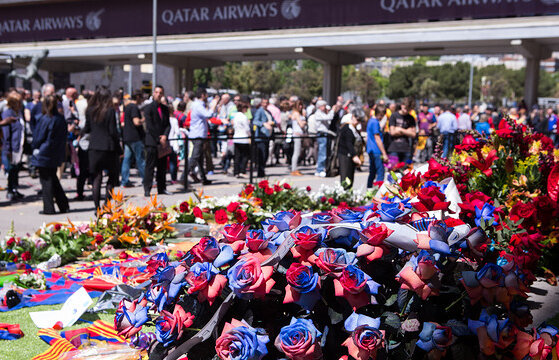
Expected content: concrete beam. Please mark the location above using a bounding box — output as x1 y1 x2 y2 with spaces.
513 39 552 59
323 63 342 104
40 60 104 73
300 47 364 65
147 54 223 69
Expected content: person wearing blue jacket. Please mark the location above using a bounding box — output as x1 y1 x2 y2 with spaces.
2 91 25 201
31 95 69 214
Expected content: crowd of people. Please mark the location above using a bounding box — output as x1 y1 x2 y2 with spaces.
0 83 558 214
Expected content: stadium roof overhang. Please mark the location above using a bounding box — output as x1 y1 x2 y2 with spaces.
0 15 557 72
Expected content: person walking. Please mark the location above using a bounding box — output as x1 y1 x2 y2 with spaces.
253 98 274 178
366 105 388 187
437 105 458 158
31 95 69 214
231 102 251 178
187 88 218 186
2 91 26 201
83 88 120 210
314 100 336 177
338 110 362 189
290 100 306 176
143 85 171 196
121 91 145 188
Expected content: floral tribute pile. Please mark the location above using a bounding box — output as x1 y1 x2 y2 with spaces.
112 118 559 360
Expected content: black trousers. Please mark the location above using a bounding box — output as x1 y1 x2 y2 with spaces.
144 146 167 194
234 143 249 175
76 148 91 197
187 140 207 181
38 167 69 213
256 141 268 177
338 155 355 189
89 150 119 209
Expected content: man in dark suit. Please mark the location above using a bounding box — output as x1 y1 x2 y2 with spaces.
143 85 171 197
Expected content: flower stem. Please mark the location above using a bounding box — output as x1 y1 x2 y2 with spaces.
445 291 467 312
399 293 413 317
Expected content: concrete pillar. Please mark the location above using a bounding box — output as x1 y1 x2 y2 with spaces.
323 63 341 104
524 57 540 108
173 67 183 97
184 68 194 91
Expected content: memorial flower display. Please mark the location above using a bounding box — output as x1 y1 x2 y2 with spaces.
104 116 559 360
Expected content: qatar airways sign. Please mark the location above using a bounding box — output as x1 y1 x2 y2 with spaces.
0 0 557 43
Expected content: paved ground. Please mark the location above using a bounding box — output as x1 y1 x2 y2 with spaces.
0 160 371 236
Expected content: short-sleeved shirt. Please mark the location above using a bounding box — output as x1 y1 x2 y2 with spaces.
387 112 415 153
366 117 381 155
122 103 144 143
418 111 433 135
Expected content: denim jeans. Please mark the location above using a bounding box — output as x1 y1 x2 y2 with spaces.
316 135 328 173
2 153 20 193
442 133 455 159
367 152 385 188
121 140 145 185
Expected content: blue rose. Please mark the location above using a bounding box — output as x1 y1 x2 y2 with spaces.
284 263 321 310
262 210 301 232
311 212 333 224
275 318 323 359
416 322 454 352
216 319 269 360
334 209 364 223
378 202 410 222
422 181 448 193
475 203 498 227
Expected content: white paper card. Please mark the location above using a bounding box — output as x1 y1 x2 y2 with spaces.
29 287 93 329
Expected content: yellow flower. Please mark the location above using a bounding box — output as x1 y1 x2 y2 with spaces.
529 140 542 155
554 149 559 162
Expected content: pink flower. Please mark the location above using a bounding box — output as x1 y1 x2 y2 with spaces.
186 262 227 306
356 223 394 262
226 257 276 300
221 223 249 253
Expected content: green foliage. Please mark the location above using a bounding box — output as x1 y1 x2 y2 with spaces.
342 66 382 103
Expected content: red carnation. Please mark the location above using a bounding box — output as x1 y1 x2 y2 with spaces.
258 180 269 189
6 237 15 247
179 201 189 213
400 172 421 191
413 186 450 212
193 207 204 219
244 184 255 195
328 198 335 205
235 209 248 223
274 184 282 192
21 251 31 262
306 186 312 192
264 187 274 195
227 202 240 213
283 183 291 190
54 223 62 232
214 209 229 224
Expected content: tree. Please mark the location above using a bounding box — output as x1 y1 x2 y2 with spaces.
342 66 381 103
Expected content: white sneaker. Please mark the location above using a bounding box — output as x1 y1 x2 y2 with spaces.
319 171 326 178
314 172 320 177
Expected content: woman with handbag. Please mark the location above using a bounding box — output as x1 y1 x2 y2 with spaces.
31 95 69 214
2 91 25 201
82 87 120 210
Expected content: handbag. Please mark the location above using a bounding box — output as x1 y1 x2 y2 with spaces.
157 142 172 159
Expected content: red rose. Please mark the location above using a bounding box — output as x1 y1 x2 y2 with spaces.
534 196 557 226
339 202 348 208
306 186 312 192
179 201 189 213
320 196 327 203
193 207 203 219
264 187 274 195
413 186 450 212
400 172 421 191
455 134 479 152
283 183 291 190
95 234 104 244
21 251 31 262
214 209 229 224
6 237 15 247
122 225 131 233
328 198 335 205
360 223 394 246
119 251 129 259
509 202 537 227
244 184 255 195
258 180 269 189
459 191 492 218
54 223 62 231
423 159 452 180
227 202 240 213
235 209 248 223
274 184 282 192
